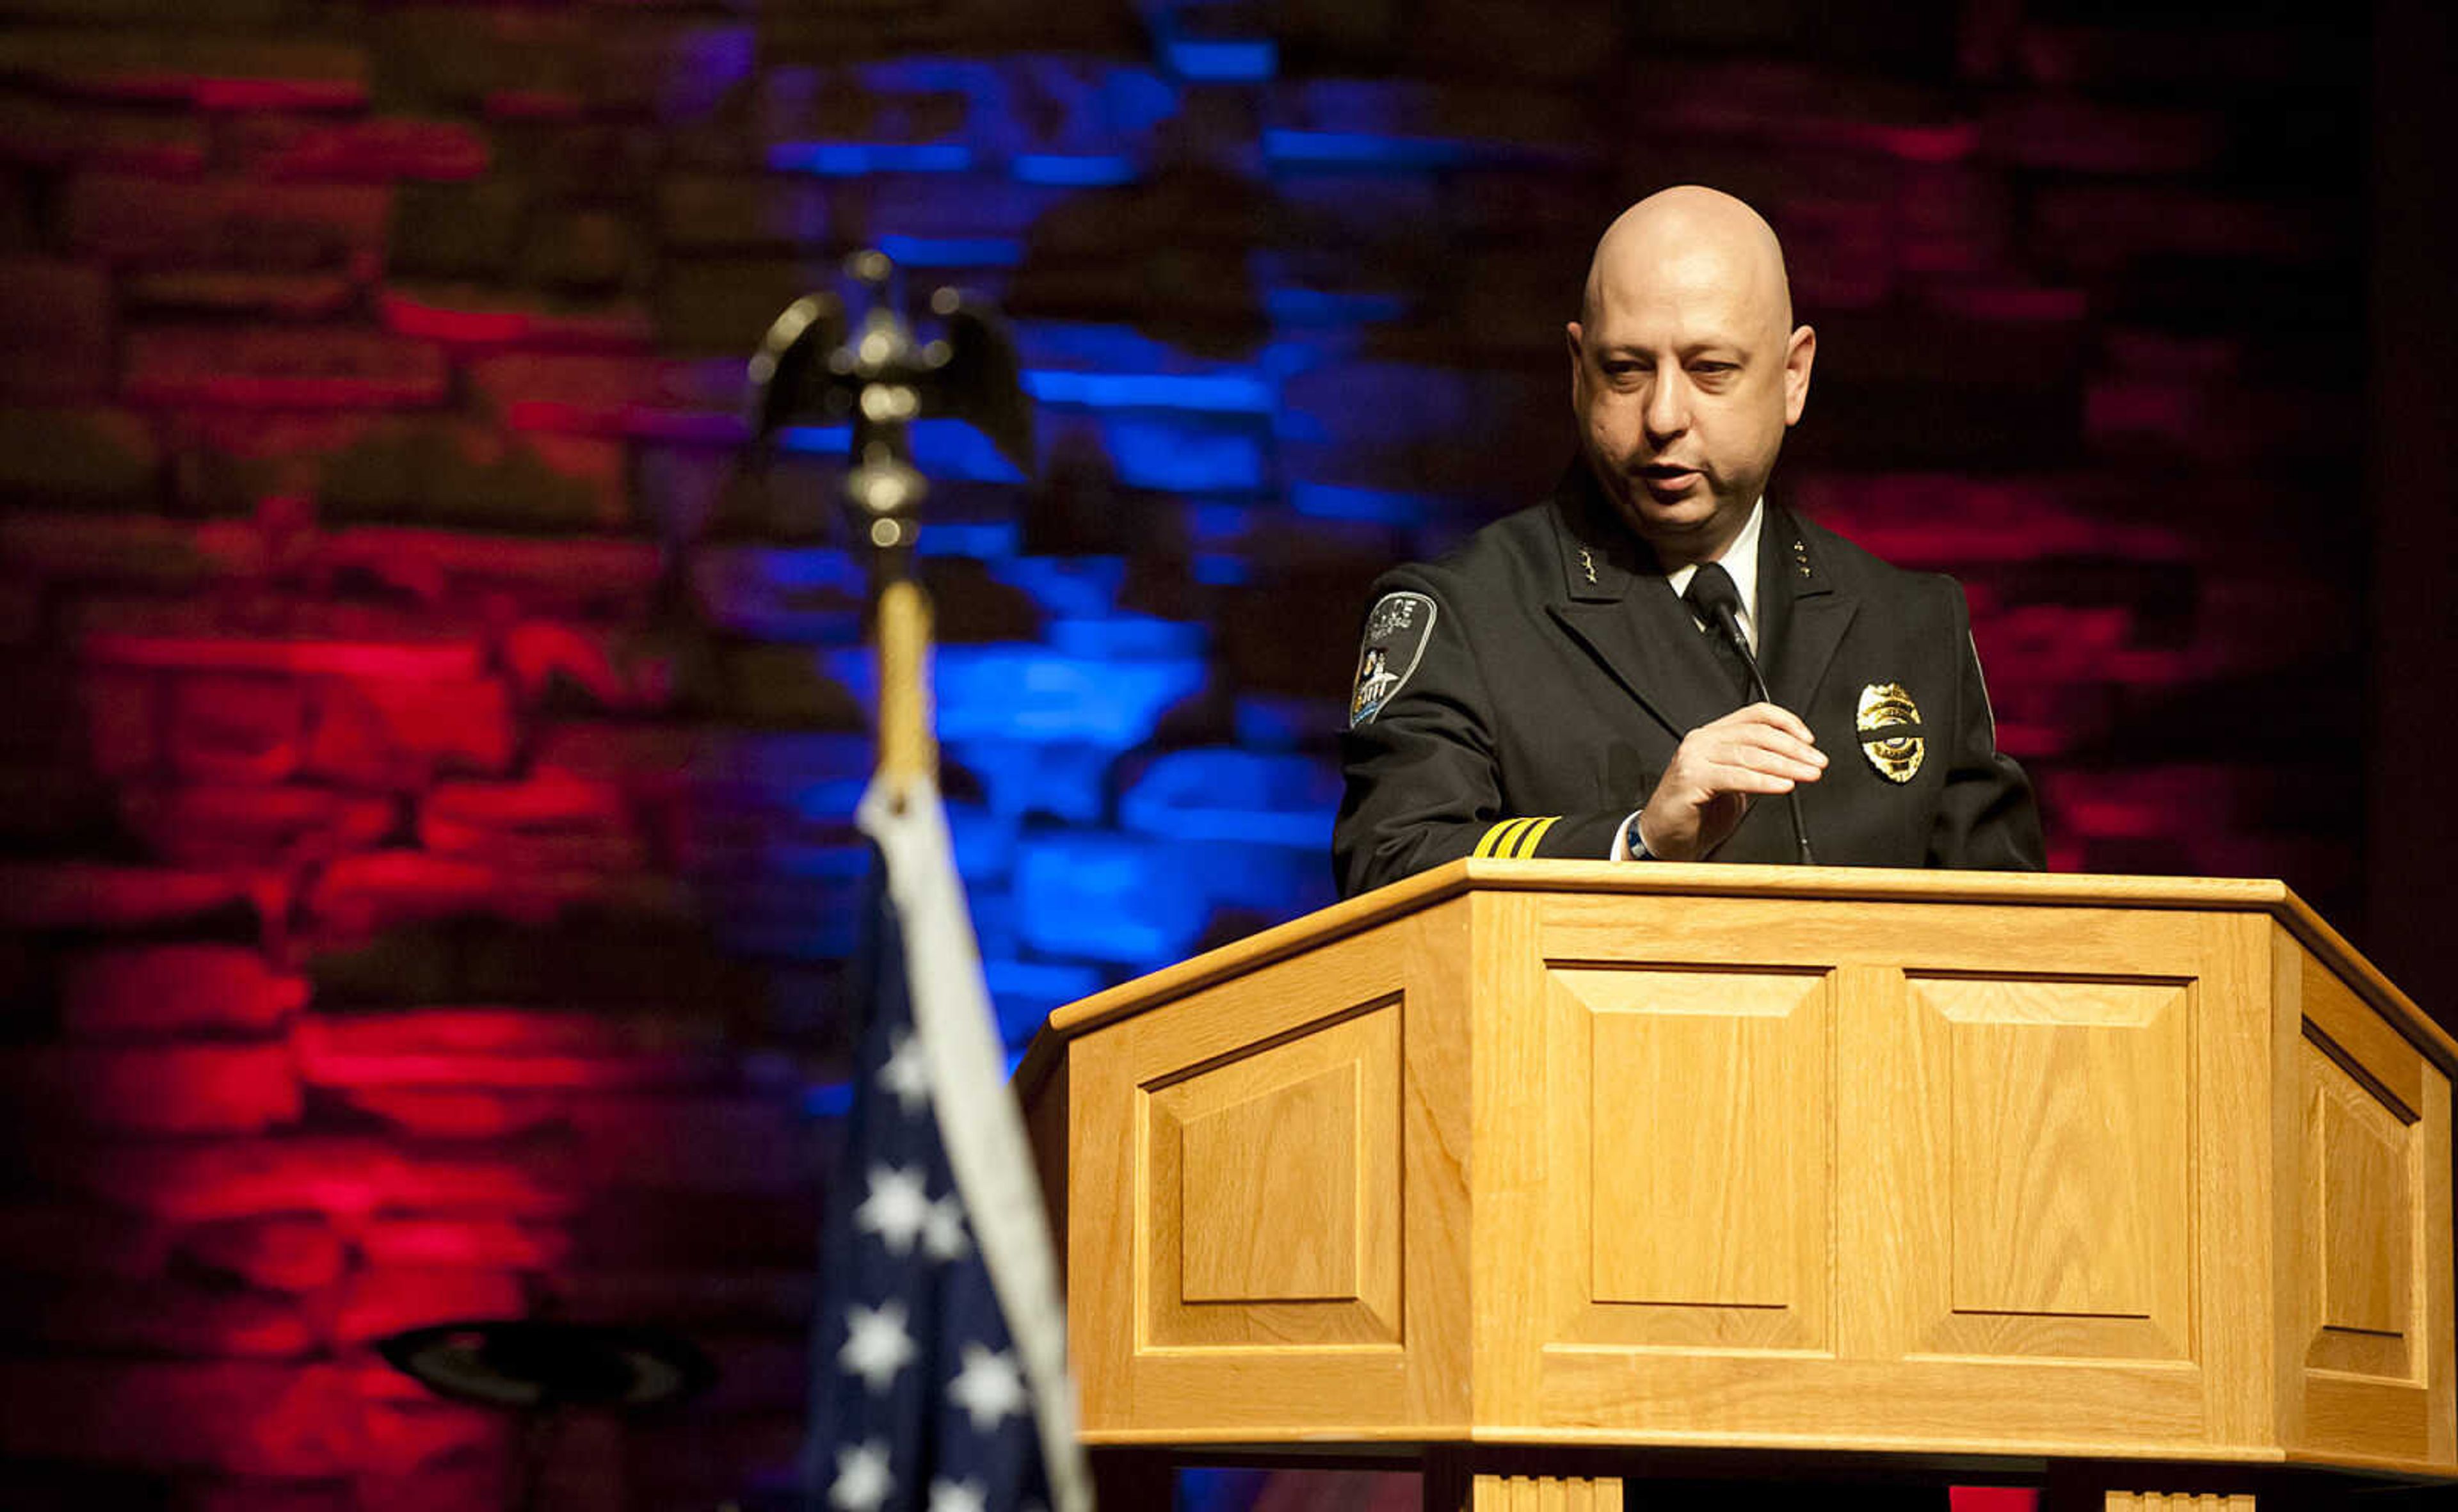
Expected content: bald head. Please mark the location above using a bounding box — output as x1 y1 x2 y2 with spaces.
1579 185 1793 337
1564 186 1817 567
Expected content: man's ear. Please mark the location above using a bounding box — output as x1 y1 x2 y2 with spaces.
1566 321 1586 406
1783 323 1816 426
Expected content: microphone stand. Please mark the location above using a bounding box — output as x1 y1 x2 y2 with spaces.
1703 600 1818 867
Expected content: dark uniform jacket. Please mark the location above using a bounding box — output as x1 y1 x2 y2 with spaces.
1334 464 2045 897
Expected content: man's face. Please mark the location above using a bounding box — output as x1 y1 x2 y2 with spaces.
1566 242 1814 565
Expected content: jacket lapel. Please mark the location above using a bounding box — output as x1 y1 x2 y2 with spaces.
1541 467 1739 739
1760 503 1856 714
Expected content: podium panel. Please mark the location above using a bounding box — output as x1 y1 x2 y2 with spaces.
1064 897 1472 1439
1508 896 2251 1450
2285 938 2455 1467
1147 997 1398 1341
1548 963 1834 1352
1924 975 2190 1329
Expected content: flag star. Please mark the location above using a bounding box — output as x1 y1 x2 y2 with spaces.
839 1300 917 1394
928 1477 988 1512
922 1192 970 1262
946 1342 1029 1433
853 1164 932 1255
878 1029 931 1114
829 1439 894 1512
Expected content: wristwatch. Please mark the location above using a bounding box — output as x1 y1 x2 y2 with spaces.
1624 811 1654 861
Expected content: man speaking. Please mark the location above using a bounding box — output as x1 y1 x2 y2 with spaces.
1335 186 2044 897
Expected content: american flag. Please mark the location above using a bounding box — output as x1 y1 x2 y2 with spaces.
806 777 1091 1512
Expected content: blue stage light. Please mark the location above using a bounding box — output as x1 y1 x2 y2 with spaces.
989 557 1127 618
1233 695 1345 749
1102 415 1267 492
944 801 1020 880
769 142 974 175
1261 129 1472 170
775 419 1029 485
1185 501 1247 546
982 958 1107 1043
827 645 1208 748
1014 832 1209 963
1012 153 1139 186
1264 287 1411 324
1120 749 1342 848
913 520 1023 559
943 739 1117 823
1014 320 1187 371
1290 482 1441 526
874 234 1027 268
713 546 865 591
1046 615 1208 659
705 732 878 789
1193 840 1337 915
1160 38 1277 83
1022 370 1274 414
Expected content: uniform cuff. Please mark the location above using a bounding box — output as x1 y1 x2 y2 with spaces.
1472 812 1631 862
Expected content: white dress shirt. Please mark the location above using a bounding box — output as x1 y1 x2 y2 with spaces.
1611 497 1765 860
1664 495 1765 653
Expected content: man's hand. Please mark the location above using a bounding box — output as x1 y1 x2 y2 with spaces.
1635 703 1826 861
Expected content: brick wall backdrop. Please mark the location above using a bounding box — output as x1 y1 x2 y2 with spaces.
0 0 2381 1508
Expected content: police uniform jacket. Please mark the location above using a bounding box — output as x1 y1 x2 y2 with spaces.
1333 464 2046 898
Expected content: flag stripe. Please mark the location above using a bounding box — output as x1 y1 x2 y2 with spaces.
817 772 1091 1512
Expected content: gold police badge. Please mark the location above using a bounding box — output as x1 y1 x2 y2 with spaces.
1856 682 1924 783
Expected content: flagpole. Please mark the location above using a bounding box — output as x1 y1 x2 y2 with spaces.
851 431 934 798
755 253 1090 1512
873 575 936 794
744 246 1031 802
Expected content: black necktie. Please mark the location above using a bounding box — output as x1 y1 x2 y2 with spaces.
1682 561 1754 702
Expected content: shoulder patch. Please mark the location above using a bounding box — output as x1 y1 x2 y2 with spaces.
1349 591 1437 728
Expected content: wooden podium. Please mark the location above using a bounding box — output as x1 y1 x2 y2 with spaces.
1016 860 2458 1509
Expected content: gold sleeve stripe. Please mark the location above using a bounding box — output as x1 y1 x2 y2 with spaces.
1509 815 1562 858
1475 817 1534 858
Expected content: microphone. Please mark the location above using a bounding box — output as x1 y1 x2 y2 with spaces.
1684 567 1817 866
